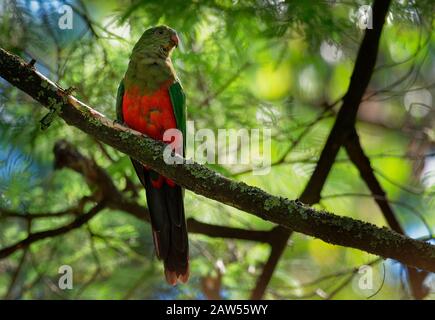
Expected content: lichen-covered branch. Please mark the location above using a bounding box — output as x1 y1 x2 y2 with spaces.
1 46 435 272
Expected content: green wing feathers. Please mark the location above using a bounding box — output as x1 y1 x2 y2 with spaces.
116 80 125 122
169 81 187 153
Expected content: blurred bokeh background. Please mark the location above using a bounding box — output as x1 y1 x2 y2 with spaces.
0 0 434 299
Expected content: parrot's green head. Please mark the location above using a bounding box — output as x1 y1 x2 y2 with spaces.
132 25 179 60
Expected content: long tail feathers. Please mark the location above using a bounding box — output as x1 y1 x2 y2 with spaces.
131 159 189 285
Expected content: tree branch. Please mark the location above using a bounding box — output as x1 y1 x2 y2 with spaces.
301 0 392 203
250 227 290 299
0 202 105 259
186 218 272 244
344 130 405 234
0 197 91 221
344 129 430 299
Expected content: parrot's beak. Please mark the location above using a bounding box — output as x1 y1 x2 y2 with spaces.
171 33 179 48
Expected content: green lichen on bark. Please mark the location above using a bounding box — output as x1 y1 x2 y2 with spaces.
188 163 220 181
264 197 281 211
118 131 131 141
88 116 103 127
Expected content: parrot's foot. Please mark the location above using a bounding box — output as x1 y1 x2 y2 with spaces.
63 86 76 96
40 108 59 130
112 119 128 128
27 58 36 69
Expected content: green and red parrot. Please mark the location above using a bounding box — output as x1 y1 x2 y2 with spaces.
116 26 189 285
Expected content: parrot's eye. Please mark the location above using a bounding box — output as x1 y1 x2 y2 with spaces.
157 30 164 35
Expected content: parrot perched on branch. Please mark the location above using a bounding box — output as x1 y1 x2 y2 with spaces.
116 25 189 285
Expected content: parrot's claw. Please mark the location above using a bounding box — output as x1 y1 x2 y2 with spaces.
63 86 76 96
40 109 56 130
294 198 305 206
27 58 36 69
113 119 128 128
